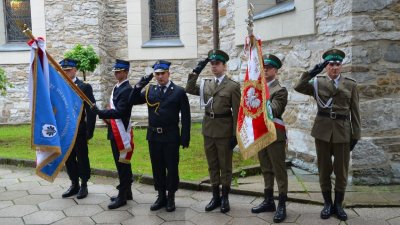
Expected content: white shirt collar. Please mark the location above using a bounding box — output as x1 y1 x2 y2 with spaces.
158 80 171 91
72 77 77 83
267 79 276 87
215 75 225 84
328 75 341 87
116 79 129 88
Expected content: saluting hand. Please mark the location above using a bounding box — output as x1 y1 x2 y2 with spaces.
309 60 329 78
136 73 154 88
192 58 210 75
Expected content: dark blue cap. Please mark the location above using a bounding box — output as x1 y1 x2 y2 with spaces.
112 59 130 71
152 60 171 72
59 58 78 69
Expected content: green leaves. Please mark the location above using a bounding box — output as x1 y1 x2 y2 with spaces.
64 44 100 73
0 67 13 96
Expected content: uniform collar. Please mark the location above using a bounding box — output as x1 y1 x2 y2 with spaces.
215 75 225 84
267 79 276 87
158 80 171 88
116 79 129 88
328 74 341 88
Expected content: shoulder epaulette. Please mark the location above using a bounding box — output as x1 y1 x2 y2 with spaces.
316 75 326 78
344 77 357 82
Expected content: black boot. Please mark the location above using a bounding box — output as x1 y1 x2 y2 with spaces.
150 190 167 211
62 180 80 198
251 189 276 213
110 188 133 201
220 186 230 213
320 191 333 219
205 185 221 211
108 189 127 209
77 180 88 199
273 193 287 223
334 191 348 221
166 192 176 212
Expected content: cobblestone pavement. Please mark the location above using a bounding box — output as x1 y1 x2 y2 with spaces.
0 165 399 225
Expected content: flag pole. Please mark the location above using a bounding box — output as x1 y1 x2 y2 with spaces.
22 25 94 107
246 3 255 48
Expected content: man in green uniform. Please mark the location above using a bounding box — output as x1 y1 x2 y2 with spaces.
250 54 288 223
294 49 361 221
186 50 241 213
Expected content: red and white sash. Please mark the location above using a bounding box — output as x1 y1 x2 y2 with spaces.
109 88 134 164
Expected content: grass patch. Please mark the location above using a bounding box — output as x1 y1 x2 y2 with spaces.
0 123 258 181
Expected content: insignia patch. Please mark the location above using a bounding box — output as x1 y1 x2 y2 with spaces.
42 124 57 138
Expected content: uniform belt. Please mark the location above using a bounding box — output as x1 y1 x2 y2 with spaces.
148 125 177 134
205 111 232 119
317 111 349 120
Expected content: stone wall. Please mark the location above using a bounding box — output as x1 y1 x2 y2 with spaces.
350 0 400 184
0 0 399 184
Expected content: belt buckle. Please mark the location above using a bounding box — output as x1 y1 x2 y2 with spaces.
330 112 337 119
209 112 215 119
156 127 163 134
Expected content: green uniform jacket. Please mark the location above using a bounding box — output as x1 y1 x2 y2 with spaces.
294 72 361 143
186 72 241 138
268 79 288 142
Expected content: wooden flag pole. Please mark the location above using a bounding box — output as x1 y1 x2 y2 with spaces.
22 25 94 107
212 0 220 49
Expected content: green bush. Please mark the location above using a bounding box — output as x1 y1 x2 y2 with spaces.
0 67 13 96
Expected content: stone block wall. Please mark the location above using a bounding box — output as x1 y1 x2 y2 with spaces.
0 0 398 184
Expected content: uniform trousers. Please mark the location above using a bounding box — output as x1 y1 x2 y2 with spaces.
315 138 350 192
204 136 233 186
148 141 180 193
110 139 133 192
65 133 90 182
258 140 288 194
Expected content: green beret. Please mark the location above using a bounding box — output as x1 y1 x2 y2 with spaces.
208 49 229 63
322 49 345 62
263 54 282 69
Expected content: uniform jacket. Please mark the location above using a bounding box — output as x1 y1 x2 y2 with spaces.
268 79 288 142
75 78 96 139
294 72 361 143
186 72 241 138
97 81 133 140
132 81 191 146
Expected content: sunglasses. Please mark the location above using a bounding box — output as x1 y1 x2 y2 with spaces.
328 61 342 67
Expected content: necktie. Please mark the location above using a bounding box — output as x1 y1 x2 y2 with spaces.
160 86 166 96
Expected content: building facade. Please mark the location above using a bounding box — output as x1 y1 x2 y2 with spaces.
0 0 399 184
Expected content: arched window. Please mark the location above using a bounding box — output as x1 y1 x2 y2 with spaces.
149 0 179 39
3 0 32 42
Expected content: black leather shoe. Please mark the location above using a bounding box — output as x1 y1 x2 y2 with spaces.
150 191 167 211
205 185 220 212
334 191 348 221
251 189 276 213
220 186 230 213
320 191 333 219
273 194 287 223
108 197 127 209
62 182 80 198
110 189 133 202
76 185 88 199
166 192 176 212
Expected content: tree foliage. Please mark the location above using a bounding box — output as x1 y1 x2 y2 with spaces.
0 67 13 96
64 44 100 74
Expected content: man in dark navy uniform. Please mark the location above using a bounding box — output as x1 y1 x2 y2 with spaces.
92 59 151 209
59 58 96 200
131 60 191 212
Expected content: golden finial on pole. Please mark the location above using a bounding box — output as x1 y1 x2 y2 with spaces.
245 3 255 47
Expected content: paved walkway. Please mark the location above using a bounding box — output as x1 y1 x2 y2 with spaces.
0 165 399 225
